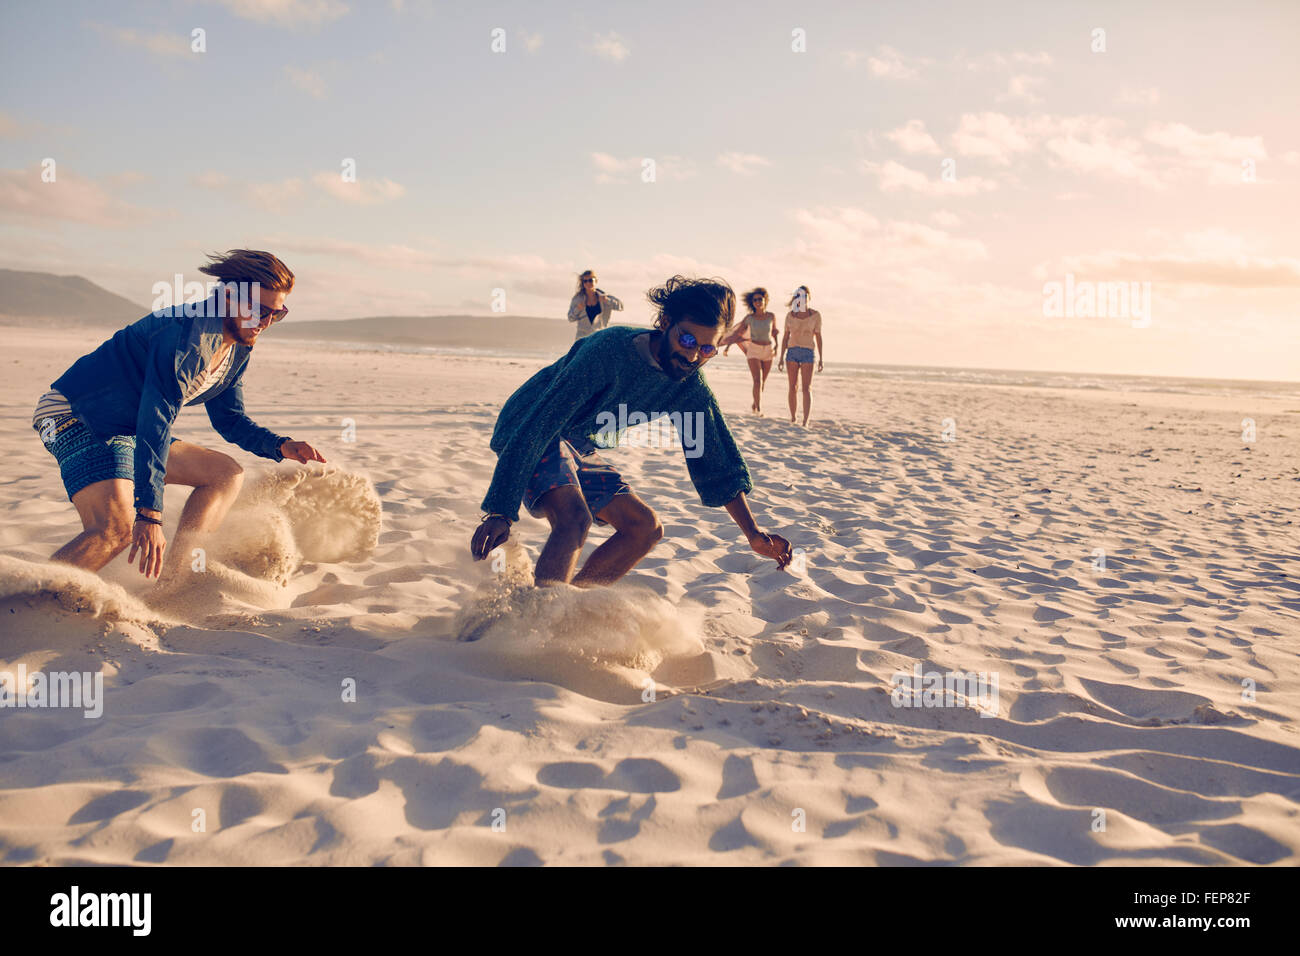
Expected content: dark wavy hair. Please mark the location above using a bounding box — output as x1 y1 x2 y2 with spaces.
744 287 768 312
646 275 735 331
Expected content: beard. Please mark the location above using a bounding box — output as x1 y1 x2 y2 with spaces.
224 315 262 347
655 334 697 380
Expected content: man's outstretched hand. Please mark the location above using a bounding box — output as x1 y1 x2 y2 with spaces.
280 439 327 463
750 531 793 570
128 516 166 578
471 517 511 560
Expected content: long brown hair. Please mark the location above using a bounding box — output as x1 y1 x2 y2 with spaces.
745 287 768 313
199 249 295 291
575 269 597 296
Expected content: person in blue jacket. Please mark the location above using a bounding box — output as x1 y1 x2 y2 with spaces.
32 249 325 579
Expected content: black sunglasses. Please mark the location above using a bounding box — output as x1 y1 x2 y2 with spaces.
252 301 289 323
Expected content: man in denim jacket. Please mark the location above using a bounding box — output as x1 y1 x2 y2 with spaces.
32 250 325 578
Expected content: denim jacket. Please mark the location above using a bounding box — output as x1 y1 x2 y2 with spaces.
567 290 623 340
50 295 287 512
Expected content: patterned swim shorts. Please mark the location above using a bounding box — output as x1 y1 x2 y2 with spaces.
522 436 632 526
34 413 178 502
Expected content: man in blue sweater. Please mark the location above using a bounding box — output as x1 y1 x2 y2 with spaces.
33 250 325 579
471 275 792 586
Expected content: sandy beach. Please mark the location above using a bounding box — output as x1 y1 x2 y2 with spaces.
0 326 1297 866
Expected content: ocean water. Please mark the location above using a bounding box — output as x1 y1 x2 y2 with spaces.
826 363 1300 402
282 337 1300 402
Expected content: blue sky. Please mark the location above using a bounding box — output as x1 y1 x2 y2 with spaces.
2 0 1298 379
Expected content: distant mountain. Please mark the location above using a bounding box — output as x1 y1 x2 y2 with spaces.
0 269 648 353
0 269 148 327
274 314 648 356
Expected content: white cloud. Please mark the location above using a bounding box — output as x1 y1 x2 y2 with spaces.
1057 250 1300 288
0 165 154 227
862 160 998 196
1117 87 1161 107
885 120 941 155
591 153 694 184
284 66 327 99
267 236 577 291
717 152 772 175
248 178 306 207
268 236 441 270
193 171 231 189
1145 122 1268 182
1037 228 1300 290
590 32 629 62
654 155 697 181
1180 227 1248 257
591 152 633 184
947 113 1272 188
960 50 1053 71
886 220 988 260
998 73 1044 105
932 210 962 229
1146 122 1267 161
193 171 305 209
311 171 405 204
89 24 191 58
950 112 1035 164
212 0 348 27
1044 117 1161 188
867 45 928 79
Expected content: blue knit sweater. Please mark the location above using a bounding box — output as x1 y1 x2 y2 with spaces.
482 326 752 521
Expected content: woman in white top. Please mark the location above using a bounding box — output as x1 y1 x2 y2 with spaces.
777 285 824 425
567 269 623 340
720 287 779 415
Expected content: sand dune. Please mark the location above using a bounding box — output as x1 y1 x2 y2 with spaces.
0 328 1296 865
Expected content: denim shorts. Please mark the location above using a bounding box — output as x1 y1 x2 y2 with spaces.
35 415 177 501
522 436 631 526
785 346 816 365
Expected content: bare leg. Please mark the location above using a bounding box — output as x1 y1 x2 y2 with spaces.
534 485 592 585
759 359 772 389
159 441 245 575
748 358 763 412
572 493 663 587
786 361 800 422
799 362 814 425
50 478 134 571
